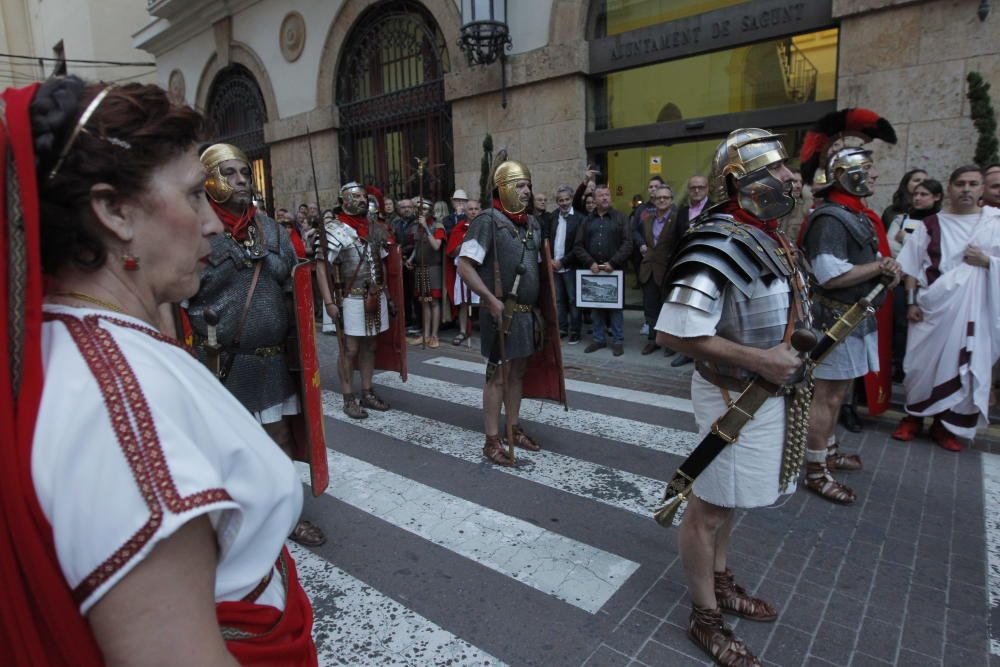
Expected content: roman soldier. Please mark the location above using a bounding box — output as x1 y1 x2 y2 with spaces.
405 197 446 347
185 143 328 547
457 152 566 466
799 109 901 504
655 129 809 666
316 182 405 419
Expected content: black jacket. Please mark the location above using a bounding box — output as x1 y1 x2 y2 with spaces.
573 207 633 269
543 209 585 268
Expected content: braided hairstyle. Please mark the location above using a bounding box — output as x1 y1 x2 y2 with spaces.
29 75 207 274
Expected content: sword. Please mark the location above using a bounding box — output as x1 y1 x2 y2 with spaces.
652 281 887 527
203 308 222 379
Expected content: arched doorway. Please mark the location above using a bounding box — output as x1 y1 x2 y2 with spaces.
336 1 453 202
206 64 273 213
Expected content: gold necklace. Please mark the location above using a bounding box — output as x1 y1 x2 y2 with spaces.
53 291 127 315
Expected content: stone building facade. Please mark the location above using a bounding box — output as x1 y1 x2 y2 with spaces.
135 0 998 216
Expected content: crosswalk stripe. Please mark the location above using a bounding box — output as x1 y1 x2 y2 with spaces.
423 356 694 414
372 371 696 459
982 452 1000 655
287 542 504 666
322 390 675 522
303 449 641 614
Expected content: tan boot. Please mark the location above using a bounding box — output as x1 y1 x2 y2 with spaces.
343 393 368 419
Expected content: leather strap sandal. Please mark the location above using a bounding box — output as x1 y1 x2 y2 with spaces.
688 606 761 667
483 434 515 467
361 389 391 412
511 423 541 451
714 569 777 622
343 393 368 420
826 443 863 471
804 463 856 504
289 519 326 547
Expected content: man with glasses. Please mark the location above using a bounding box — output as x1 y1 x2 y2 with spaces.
670 175 710 366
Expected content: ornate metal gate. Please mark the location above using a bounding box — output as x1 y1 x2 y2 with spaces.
336 1 453 202
206 64 273 213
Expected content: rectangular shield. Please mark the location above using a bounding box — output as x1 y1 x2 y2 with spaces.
375 243 408 381
523 239 568 407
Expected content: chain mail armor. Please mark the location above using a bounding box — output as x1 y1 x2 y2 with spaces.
801 201 882 336
187 213 299 413
663 214 796 382
319 216 390 336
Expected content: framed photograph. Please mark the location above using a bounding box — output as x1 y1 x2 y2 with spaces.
576 270 624 309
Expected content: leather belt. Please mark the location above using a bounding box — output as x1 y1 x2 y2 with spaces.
695 362 751 393
343 285 383 297
194 336 284 358
816 294 850 313
511 303 532 313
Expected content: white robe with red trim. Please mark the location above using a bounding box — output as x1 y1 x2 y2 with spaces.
33 305 302 614
897 207 1000 437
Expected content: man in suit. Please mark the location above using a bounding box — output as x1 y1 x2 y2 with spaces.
670 174 710 366
545 185 585 343
637 185 682 355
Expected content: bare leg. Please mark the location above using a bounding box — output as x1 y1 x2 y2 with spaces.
431 301 441 340
507 357 527 426
679 494 733 609
262 416 294 458
339 335 360 397
458 306 468 334
421 301 432 340
358 336 376 391
483 366 503 436
807 379 851 453
713 511 735 573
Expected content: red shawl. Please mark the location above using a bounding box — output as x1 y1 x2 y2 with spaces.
210 200 255 241
337 212 369 240
444 216 470 311
718 199 780 240
493 198 528 226
823 190 893 415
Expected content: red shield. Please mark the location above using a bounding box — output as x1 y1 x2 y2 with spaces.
375 243 408 380
287 260 329 496
523 239 568 407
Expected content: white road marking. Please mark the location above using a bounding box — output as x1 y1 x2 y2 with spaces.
424 356 694 414
322 390 676 522
287 542 504 666
302 450 641 614
372 371 697 458
982 451 1000 655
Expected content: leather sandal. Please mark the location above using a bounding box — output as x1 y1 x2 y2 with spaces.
360 389 390 411
511 423 541 451
804 463 856 504
483 434 515 467
289 519 326 547
714 569 777 622
343 394 368 420
826 443 863 471
688 606 761 667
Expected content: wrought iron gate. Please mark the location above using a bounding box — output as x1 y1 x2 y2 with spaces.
206 64 273 213
336 1 454 203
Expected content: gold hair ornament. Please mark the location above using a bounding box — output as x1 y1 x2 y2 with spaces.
48 85 121 181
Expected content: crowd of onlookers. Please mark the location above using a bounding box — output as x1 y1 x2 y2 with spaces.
271 162 1000 396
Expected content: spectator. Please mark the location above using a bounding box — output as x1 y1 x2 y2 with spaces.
440 189 468 236
546 185 585 343
892 165 1000 451
573 184 632 356
432 200 450 227
881 169 928 229
984 164 1000 208
676 175 710 229
297 202 308 221
583 192 596 215
534 191 551 230
307 202 320 226
631 175 666 333
636 184 682 355
573 168 598 213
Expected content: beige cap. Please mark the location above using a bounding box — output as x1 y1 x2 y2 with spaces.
451 189 468 200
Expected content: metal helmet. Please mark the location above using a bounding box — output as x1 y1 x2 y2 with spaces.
492 158 532 215
826 146 875 197
709 128 794 220
340 181 367 215
200 143 250 203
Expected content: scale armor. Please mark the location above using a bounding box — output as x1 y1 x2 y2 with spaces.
318 216 390 335
187 214 299 412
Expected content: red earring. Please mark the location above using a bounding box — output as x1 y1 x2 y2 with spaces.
122 251 140 271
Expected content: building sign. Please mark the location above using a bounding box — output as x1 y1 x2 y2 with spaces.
649 156 662 174
590 0 834 75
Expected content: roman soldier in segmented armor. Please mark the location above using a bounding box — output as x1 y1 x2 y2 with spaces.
799 109 901 505
186 143 327 547
315 182 396 419
655 129 809 667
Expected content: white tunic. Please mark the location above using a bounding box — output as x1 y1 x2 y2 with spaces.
33 305 302 614
656 285 787 509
